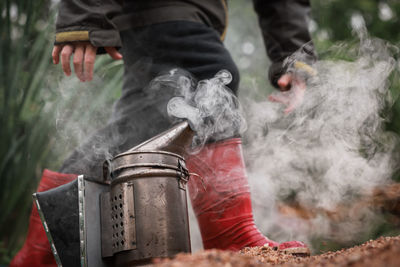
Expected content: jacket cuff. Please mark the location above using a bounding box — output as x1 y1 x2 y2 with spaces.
55 29 121 52
269 61 286 88
55 31 90 43
89 29 121 48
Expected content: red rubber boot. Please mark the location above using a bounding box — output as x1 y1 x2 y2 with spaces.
9 169 78 267
186 138 310 255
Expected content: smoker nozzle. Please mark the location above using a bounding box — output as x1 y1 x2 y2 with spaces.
128 120 195 156
103 121 195 181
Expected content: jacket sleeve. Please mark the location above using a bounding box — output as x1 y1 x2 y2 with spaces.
253 0 317 87
55 0 122 50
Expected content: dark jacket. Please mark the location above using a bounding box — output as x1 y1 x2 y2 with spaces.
55 0 316 87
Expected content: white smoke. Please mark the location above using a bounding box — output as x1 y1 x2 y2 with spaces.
164 27 400 250
244 28 400 245
158 69 247 150
51 65 121 167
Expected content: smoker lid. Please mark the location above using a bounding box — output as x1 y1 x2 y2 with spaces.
110 150 185 174
104 121 193 182
113 150 184 160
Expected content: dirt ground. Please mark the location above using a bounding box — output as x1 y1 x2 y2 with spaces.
152 235 400 267
152 184 400 266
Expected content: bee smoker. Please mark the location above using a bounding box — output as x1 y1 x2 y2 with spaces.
33 121 194 267
100 121 194 266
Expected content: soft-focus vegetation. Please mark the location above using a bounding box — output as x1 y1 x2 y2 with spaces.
0 0 56 262
0 0 122 263
1 0 400 264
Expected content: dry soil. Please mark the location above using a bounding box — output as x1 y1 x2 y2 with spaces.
152 236 400 267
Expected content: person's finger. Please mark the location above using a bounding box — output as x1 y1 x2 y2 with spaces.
284 101 298 114
278 74 292 91
52 45 62 64
61 45 74 76
105 47 123 60
284 85 306 114
84 44 97 81
268 92 290 106
284 99 300 114
73 44 85 81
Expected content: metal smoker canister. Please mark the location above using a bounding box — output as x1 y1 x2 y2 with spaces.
101 122 193 266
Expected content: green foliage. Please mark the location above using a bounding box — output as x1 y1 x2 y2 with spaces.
0 0 56 262
311 0 400 43
0 0 123 264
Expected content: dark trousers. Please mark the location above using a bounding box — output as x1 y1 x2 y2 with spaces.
60 21 240 178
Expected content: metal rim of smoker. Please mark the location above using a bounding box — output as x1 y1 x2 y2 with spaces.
113 150 184 160
108 150 188 181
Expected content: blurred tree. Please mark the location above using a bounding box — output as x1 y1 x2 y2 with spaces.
0 0 123 264
0 0 56 263
311 0 400 43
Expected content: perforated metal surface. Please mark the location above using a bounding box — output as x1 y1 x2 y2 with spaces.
101 149 191 263
110 183 136 254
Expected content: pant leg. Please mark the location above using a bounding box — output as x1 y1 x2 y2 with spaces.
60 21 240 179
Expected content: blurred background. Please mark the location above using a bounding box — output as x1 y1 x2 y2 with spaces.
1 0 400 264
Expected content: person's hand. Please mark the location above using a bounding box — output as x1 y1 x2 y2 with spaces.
268 73 306 114
52 42 122 82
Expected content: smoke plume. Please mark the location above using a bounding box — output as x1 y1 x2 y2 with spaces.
155 69 247 150
164 27 400 250
243 27 400 245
